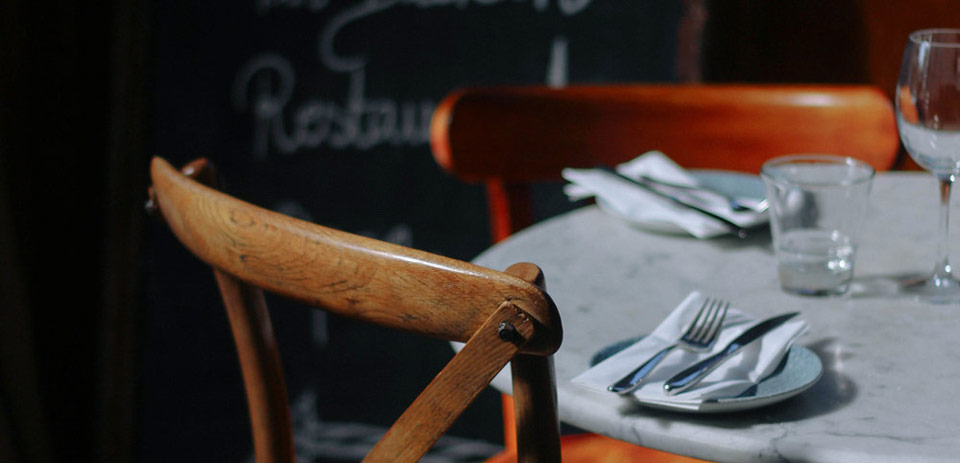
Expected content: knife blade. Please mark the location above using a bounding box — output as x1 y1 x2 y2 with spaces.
596 167 751 238
662 312 800 395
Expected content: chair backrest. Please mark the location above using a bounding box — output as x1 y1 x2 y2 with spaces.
429 84 900 241
148 157 563 463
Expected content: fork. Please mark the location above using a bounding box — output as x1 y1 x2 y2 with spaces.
607 297 729 395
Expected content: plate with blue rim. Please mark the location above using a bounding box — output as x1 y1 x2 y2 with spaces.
591 335 823 413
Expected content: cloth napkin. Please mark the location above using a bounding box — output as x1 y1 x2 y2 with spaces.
562 151 766 238
571 291 808 411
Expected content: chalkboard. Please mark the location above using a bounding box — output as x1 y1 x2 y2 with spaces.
141 2 683 461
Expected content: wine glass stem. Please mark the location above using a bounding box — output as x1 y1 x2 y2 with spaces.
934 175 955 281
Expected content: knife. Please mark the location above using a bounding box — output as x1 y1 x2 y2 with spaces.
596 167 751 238
662 312 800 395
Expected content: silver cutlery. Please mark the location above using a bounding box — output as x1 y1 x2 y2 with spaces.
597 167 751 238
662 311 800 395
608 297 729 395
637 174 770 213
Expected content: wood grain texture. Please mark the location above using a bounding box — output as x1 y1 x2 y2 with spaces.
502 263 560 463
430 84 899 183
214 271 294 463
150 157 565 462
366 302 535 462
167 158 294 463
510 354 560 463
150 157 561 355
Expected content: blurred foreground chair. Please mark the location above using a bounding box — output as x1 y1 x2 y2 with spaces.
431 84 899 242
430 84 900 462
148 157 563 463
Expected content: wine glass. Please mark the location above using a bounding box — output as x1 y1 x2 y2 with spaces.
897 29 960 303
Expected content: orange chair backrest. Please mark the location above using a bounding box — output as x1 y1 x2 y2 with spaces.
430 84 899 240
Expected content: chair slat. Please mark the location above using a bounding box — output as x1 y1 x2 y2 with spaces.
150 157 560 355
149 157 563 463
214 271 294 463
365 301 535 463
431 85 899 183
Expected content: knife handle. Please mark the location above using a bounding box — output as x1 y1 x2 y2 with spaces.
596 167 749 238
607 344 676 395
662 342 742 395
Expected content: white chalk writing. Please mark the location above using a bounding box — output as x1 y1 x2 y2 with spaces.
317 0 591 73
237 0 587 155
234 57 433 156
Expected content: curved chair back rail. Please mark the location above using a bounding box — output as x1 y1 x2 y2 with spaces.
150 157 560 355
150 157 564 463
430 84 899 183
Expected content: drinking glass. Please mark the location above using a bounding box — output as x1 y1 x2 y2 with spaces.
897 29 960 303
762 155 874 296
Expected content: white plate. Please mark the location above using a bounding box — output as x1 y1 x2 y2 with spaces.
597 170 767 236
591 339 823 413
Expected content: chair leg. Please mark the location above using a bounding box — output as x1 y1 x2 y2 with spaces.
510 354 561 463
215 271 295 463
486 181 534 243
501 394 517 453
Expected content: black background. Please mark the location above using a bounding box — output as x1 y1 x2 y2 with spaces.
5 1 929 462
140 2 682 461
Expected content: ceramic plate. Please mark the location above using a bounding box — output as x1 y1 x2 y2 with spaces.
590 337 823 413
597 170 767 235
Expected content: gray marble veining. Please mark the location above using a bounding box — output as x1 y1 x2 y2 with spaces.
473 172 960 463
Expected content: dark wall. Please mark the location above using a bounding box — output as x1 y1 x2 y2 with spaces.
0 2 685 461
14 2 938 463
0 2 116 463
701 0 869 84
139 2 684 462
146 1 684 260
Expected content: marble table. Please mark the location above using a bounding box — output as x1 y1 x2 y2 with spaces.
472 172 960 463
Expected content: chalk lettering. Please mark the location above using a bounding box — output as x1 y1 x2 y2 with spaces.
319 0 591 72
240 0 585 154
234 55 432 156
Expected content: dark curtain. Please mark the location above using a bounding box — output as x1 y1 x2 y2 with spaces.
0 1 148 462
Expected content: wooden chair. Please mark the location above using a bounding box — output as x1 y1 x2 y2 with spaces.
430 84 900 242
429 84 900 462
147 156 564 463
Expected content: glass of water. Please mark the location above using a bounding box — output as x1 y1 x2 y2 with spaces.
897 29 960 303
762 155 874 296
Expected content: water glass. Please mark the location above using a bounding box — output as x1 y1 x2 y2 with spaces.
761 155 874 296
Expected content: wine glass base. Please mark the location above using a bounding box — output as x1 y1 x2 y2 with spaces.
902 274 960 304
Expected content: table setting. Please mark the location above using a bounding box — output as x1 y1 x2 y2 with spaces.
472 172 959 462
557 148 861 415
467 28 960 463
572 291 814 413
561 150 769 239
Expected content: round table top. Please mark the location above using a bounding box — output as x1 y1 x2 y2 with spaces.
472 171 960 463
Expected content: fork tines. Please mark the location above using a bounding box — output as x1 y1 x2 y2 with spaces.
685 298 729 346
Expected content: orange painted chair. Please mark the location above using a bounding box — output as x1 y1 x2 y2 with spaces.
148 157 564 463
431 84 899 242
429 84 900 462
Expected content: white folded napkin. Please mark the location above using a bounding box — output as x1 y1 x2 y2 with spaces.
571 291 808 411
562 151 766 238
